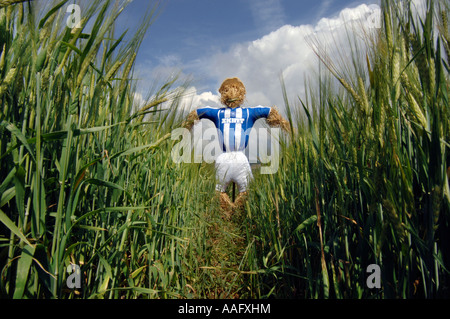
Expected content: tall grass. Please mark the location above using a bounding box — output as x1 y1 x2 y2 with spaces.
0 0 449 300
243 0 450 298
0 0 203 298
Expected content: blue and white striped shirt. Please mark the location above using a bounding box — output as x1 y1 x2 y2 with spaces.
196 106 271 152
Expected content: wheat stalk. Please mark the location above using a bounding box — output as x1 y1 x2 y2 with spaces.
119 52 136 93
429 57 435 97
392 50 401 101
105 60 124 82
0 0 29 8
0 44 5 71
0 66 16 96
441 10 450 65
401 72 423 104
405 88 427 128
338 77 363 108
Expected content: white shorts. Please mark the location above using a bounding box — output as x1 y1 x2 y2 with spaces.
215 152 253 193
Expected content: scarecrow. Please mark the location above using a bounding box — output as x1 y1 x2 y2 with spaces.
183 77 290 218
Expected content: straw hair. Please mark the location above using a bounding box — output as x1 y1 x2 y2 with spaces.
219 77 246 108
266 107 291 132
234 191 248 214
182 109 200 130
217 191 234 220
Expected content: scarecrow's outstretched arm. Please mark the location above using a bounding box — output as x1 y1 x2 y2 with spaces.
182 110 199 130
267 107 291 133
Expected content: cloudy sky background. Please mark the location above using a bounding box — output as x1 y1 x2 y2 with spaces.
51 0 427 162
54 0 430 114
118 0 386 112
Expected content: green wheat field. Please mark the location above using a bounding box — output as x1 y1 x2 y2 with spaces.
0 0 449 299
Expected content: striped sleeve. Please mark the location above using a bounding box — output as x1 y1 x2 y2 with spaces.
196 107 219 125
249 106 271 121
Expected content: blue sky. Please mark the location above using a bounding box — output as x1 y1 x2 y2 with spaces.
118 0 377 96
63 0 383 110
136 0 364 59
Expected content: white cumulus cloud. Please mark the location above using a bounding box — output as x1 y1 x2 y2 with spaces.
191 2 383 113
180 87 221 112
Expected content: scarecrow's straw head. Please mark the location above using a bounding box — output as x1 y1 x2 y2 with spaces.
219 77 246 108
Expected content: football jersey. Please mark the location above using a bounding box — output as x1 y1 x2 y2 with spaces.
196 106 271 152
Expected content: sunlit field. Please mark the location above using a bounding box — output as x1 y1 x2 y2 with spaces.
0 0 449 299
